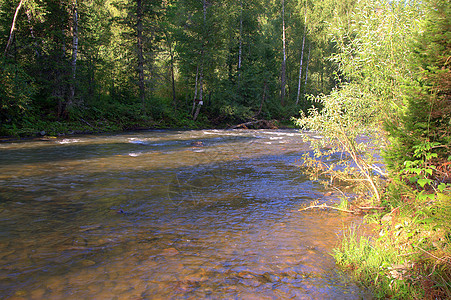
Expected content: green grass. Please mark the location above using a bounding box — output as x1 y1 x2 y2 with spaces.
333 185 451 299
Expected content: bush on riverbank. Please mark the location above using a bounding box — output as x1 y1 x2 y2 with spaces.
333 0 451 294
296 0 451 298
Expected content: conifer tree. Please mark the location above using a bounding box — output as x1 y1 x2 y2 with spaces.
384 0 451 171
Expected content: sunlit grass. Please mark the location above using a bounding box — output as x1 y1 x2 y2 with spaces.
333 188 451 299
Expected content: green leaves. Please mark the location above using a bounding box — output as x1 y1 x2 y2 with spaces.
417 178 433 188
400 140 445 192
412 141 441 158
437 183 451 193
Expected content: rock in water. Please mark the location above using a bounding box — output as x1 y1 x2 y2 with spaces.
161 248 179 256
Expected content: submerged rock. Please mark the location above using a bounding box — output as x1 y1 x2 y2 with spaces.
190 141 204 147
160 247 179 256
80 259 96 267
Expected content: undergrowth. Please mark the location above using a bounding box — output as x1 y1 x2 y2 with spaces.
332 149 451 299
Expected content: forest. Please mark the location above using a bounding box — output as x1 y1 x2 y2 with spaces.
1 0 450 298
0 0 345 136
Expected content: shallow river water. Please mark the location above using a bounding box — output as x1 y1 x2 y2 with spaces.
0 129 370 299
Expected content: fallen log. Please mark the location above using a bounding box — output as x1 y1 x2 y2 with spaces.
230 119 277 129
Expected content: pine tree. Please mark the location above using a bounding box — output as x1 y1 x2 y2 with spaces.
385 0 451 171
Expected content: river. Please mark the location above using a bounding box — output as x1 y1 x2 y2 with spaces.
0 129 370 299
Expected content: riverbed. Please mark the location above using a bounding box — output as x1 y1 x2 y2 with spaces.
0 129 369 299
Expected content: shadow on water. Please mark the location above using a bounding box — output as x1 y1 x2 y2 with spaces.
0 129 372 299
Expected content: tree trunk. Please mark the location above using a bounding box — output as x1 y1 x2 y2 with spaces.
193 53 205 121
25 8 40 57
136 0 146 112
257 80 267 116
191 65 199 116
238 1 243 76
320 63 324 92
202 0 207 23
56 22 68 119
280 0 287 106
193 62 203 121
88 56 95 101
296 32 306 105
296 7 307 105
68 0 79 109
193 0 207 121
166 36 177 111
236 1 243 100
302 42 311 99
170 52 176 111
4 0 25 56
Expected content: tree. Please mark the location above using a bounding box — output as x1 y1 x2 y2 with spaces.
4 0 25 56
295 2 307 105
160 3 178 111
136 0 145 111
280 0 286 106
384 0 451 172
68 0 79 109
192 0 208 121
112 0 161 112
295 0 423 203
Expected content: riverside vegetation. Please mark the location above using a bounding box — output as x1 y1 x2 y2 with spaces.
294 0 451 298
1 0 450 298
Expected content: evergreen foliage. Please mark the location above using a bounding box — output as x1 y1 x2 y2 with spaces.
384 0 451 173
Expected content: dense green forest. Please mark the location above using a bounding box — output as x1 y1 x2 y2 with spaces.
1 0 450 298
1 0 347 136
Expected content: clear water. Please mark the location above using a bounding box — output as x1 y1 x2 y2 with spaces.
0 129 369 299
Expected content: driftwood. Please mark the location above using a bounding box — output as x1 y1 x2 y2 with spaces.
230 119 277 129
299 203 385 214
299 203 355 213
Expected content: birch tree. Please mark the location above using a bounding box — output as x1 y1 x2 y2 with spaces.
68 0 79 108
295 8 307 105
302 42 311 99
193 0 207 121
280 0 287 106
136 0 145 112
4 0 25 56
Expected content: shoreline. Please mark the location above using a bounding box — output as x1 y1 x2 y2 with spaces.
0 118 295 143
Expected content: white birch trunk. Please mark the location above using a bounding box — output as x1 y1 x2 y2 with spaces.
69 0 79 107
193 64 203 121
280 0 287 106
191 65 199 115
302 43 311 99
296 33 306 105
296 7 307 105
193 0 207 121
4 0 25 56
136 0 146 112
